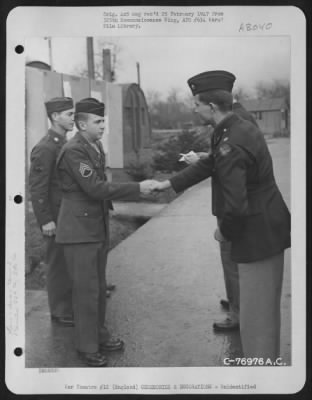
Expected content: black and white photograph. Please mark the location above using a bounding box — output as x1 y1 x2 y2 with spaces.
5 5 306 395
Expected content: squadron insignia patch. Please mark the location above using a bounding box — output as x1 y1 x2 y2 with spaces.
79 162 93 178
219 143 232 156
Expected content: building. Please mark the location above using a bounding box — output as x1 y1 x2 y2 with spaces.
241 97 290 136
25 65 151 173
119 83 152 166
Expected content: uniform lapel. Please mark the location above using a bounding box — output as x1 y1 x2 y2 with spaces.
77 132 101 167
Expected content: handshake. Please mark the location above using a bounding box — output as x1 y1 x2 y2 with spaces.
139 179 171 195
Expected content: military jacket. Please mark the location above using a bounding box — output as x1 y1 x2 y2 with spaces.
55 132 140 244
232 102 258 126
29 129 66 227
170 113 291 263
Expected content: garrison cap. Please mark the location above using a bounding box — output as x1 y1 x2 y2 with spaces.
75 98 105 117
188 70 236 95
45 97 74 114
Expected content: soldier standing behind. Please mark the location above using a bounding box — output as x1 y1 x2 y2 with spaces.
29 97 74 326
55 98 155 367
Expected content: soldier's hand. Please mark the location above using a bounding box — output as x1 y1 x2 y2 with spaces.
197 151 210 160
180 151 200 164
139 180 159 195
42 221 56 236
214 228 227 243
151 180 171 192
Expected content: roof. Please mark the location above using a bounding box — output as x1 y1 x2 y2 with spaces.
26 61 51 71
118 83 149 107
119 83 141 96
241 97 287 112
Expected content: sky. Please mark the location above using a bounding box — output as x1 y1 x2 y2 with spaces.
26 36 290 98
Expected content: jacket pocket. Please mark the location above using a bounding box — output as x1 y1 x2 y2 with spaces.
72 201 103 218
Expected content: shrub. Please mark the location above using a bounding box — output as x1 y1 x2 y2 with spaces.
125 160 154 181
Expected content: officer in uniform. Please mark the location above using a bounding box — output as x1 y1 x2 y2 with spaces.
214 100 259 330
154 71 291 360
55 98 154 367
29 97 74 326
182 100 258 332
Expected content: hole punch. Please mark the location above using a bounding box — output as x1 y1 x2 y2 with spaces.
15 45 24 54
14 347 23 356
14 195 23 204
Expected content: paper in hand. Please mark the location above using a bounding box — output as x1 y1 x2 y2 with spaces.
179 150 196 162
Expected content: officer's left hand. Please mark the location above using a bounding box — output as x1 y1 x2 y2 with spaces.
214 228 227 242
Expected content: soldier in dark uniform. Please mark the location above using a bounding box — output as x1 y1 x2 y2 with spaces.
55 98 155 367
29 97 74 326
214 100 259 330
182 100 258 332
154 71 290 360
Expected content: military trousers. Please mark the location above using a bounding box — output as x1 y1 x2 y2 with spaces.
219 240 239 323
45 236 72 318
63 241 110 353
238 251 284 360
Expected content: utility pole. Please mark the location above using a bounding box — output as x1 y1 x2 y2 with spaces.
46 37 54 71
136 62 141 87
86 37 95 80
102 49 113 82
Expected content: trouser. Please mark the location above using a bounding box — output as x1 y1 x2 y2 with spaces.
238 251 284 360
63 241 110 353
45 236 72 318
219 240 239 322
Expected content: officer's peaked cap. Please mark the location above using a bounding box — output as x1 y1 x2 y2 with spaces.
188 70 236 95
45 97 74 114
75 98 105 117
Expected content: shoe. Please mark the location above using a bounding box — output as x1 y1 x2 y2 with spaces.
213 318 239 332
51 315 74 327
78 351 108 367
106 283 116 291
100 337 124 352
220 299 230 311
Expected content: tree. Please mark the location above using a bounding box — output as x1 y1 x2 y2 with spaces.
255 79 290 106
146 89 197 129
233 86 251 102
145 90 162 117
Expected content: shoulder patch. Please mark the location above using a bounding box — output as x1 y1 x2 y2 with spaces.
79 162 93 178
219 143 232 156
